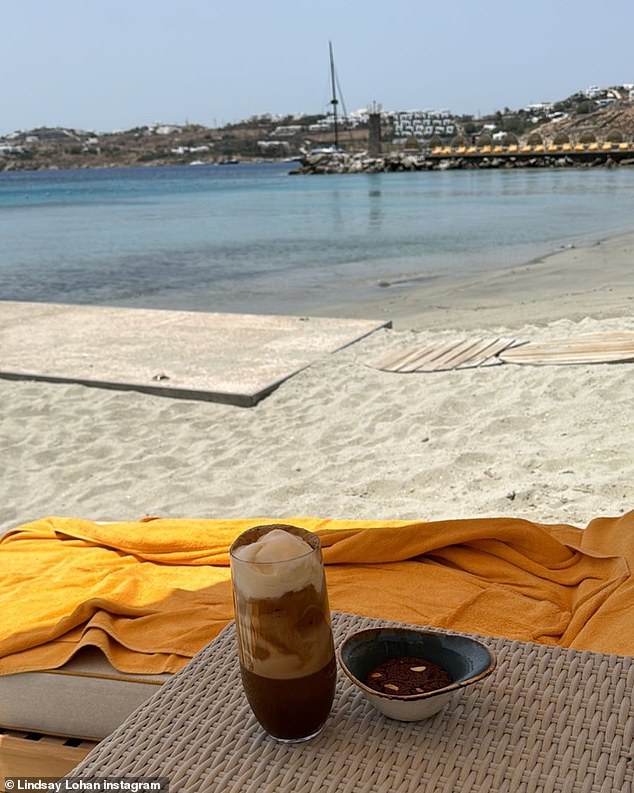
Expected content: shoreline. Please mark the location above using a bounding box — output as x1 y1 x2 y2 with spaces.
1 227 634 535
310 228 634 330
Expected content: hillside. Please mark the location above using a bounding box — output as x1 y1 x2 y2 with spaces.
2 88 634 172
530 99 634 144
0 123 270 172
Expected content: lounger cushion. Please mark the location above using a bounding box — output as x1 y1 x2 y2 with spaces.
0 647 170 740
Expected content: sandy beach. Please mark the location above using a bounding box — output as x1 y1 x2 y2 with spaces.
2 231 634 535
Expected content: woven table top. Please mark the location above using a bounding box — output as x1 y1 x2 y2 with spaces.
66 612 634 792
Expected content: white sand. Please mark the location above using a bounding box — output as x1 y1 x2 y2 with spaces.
2 233 634 534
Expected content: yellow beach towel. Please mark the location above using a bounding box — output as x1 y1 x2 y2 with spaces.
0 513 632 676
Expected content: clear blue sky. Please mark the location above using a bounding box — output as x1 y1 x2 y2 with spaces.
3 0 634 135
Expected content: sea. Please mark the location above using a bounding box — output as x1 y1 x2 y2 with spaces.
2 161 634 315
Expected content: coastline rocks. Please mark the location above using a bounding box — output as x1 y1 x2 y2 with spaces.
291 150 432 175
291 149 634 175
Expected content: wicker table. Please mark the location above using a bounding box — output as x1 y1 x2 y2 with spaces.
66 612 634 792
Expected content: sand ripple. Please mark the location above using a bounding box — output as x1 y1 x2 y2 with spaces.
2 315 633 533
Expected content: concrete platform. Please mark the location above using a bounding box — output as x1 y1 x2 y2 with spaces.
0 301 390 407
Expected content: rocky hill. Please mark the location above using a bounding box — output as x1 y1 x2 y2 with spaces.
529 99 634 144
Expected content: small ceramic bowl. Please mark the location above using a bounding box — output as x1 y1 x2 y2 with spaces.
338 626 495 721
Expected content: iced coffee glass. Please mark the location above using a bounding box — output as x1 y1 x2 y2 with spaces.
230 524 336 742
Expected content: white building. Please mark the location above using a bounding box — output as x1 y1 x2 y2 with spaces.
391 109 457 140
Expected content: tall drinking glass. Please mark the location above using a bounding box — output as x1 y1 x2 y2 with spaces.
230 524 336 742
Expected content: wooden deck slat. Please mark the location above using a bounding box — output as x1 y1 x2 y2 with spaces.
499 332 634 366
375 338 485 372
371 332 634 372
0 728 98 781
372 344 447 372
453 338 520 369
415 337 491 371
371 337 523 373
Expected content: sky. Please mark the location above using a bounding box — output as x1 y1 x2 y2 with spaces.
3 0 634 135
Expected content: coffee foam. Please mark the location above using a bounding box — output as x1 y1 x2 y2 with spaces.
231 529 321 600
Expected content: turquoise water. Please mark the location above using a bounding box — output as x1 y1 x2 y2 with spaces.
2 162 634 314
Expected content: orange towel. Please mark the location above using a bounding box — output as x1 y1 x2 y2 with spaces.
0 512 632 675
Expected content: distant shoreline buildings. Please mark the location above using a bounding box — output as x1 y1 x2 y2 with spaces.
1 83 633 171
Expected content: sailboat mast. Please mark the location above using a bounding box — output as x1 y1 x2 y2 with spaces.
329 41 339 149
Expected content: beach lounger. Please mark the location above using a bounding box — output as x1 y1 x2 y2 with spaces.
2 512 634 779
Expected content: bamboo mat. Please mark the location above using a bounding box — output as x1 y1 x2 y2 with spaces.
66 612 634 792
371 331 634 372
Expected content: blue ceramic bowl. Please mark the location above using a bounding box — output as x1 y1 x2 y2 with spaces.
338 626 495 721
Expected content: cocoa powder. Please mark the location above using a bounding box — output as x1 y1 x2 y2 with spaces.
366 655 452 695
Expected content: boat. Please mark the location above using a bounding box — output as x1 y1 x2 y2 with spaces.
328 40 342 151
302 42 348 160
305 145 341 156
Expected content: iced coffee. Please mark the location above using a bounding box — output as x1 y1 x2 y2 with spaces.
230 524 336 742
